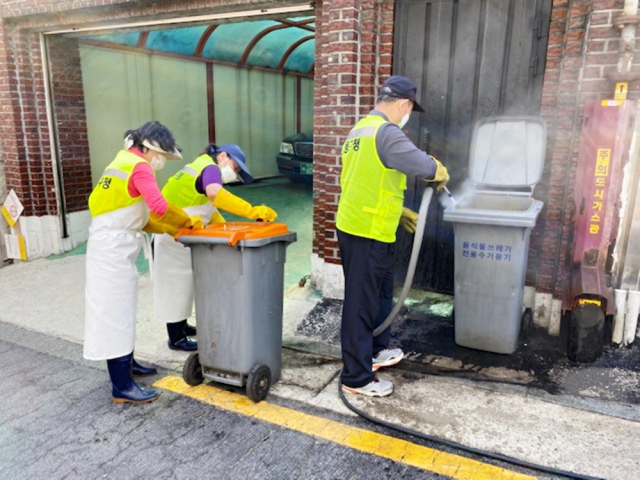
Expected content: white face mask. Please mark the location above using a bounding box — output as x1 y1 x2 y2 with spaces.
220 165 239 184
150 154 166 171
398 113 410 129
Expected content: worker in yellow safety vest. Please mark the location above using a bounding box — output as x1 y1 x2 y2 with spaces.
84 121 202 405
337 76 450 398
153 143 277 351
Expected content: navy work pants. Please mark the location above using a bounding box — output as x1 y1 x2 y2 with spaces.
337 229 393 389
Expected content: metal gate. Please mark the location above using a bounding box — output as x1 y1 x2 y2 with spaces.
393 0 551 293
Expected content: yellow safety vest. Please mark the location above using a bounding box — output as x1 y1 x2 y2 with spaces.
162 154 217 208
88 150 149 217
336 115 407 243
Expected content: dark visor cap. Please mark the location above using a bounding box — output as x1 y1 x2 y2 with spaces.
379 75 425 113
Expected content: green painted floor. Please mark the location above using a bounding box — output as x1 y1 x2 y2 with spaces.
48 176 313 290
226 177 313 290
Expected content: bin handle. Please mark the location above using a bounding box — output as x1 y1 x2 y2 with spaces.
173 227 245 246
228 231 245 246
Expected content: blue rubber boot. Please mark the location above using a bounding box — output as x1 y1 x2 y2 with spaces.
183 322 197 337
167 320 197 351
131 355 157 377
107 353 159 404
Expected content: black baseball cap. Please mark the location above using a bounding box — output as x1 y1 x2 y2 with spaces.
379 76 425 113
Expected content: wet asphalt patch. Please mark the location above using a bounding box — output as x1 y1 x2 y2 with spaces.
296 298 640 405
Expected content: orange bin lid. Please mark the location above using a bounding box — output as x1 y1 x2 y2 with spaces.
176 222 290 246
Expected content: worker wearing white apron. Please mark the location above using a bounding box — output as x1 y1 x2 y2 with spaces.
84 121 200 404
153 144 278 351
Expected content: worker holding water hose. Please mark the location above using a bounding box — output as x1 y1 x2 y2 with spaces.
337 76 450 397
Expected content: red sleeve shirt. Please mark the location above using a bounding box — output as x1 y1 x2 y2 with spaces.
128 160 168 216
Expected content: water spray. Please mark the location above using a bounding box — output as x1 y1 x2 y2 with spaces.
442 186 457 207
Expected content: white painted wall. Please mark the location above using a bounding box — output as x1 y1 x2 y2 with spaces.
18 211 90 260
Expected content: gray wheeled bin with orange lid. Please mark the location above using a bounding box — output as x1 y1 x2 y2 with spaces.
443 116 546 354
177 222 296 402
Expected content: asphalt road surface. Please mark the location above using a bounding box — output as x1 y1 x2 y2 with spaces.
1 323 545 480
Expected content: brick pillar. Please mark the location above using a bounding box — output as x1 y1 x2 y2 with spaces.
312 0 395 296
0 23 49 216
47 36 92 213
0 26 84 217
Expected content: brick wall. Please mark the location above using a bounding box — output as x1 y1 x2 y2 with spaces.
2 0 282 27
532 0 640 297
1 0 123 18
0 24 58 216
0 25 91 216
313 0 394 265
48 36 93 213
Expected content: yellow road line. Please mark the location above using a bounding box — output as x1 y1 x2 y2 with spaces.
154 375 536 480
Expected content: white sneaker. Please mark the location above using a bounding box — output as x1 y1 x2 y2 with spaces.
342 377 394 397
372 348 404 372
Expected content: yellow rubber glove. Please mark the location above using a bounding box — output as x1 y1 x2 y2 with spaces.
189 216 204 230
250 206 278 222
210 210 226 224
212 189 278 222
399 207 418 234
143 202 196 236
427 156 450 191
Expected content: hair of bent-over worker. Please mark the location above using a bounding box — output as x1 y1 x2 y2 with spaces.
124 121 180 156
203 144 219 157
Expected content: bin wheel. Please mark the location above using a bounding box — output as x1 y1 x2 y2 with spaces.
521 308 533 341
246 364 271 402
183 353 204 386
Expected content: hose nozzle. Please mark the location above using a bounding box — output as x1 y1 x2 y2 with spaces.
442 186 457 206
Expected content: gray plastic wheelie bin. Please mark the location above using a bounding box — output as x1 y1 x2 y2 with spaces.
177 222 296 401
443 116 546 354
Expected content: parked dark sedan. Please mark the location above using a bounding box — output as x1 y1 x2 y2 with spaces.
276 132 313 184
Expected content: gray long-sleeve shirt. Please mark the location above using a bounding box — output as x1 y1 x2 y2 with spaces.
371 110 437 180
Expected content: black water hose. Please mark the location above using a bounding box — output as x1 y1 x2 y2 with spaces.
346 187 602 479
338 381 602 480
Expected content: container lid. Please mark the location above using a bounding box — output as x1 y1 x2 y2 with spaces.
443 198 544 228
469 116 547 190
177 222 290 246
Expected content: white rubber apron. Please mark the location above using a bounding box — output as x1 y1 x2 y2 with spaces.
152 203 215 324
83 203 148 360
